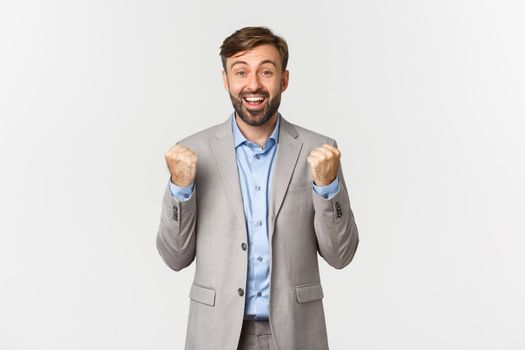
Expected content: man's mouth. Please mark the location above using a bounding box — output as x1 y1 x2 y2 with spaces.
242 95 267 109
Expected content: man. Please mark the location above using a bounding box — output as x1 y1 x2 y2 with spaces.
156 26 359 350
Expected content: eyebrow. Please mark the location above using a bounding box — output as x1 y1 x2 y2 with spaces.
230 59 278 70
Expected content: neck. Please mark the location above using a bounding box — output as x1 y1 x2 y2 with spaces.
235 112 279 148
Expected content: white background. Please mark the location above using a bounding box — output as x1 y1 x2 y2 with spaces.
1 0 524 349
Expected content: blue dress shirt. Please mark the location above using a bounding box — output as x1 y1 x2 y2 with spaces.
169 112 340 319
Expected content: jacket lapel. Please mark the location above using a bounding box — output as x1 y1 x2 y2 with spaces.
209 114 303 242
268 116 303 242
210 117 248 239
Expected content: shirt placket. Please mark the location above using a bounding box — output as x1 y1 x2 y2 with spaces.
246 144 269 316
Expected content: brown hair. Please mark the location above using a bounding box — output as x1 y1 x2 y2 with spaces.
220 26 289 72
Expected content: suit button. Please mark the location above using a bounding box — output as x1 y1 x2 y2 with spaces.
238 288 244 296
241 243 247 250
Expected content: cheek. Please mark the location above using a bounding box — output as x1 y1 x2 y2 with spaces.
227 86 241 97
268 83 283 95
229 82 244 94
225 77 242 93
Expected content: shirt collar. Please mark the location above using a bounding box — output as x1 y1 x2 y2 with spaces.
231 112 281 149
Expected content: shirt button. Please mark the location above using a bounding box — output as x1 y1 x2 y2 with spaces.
241 243 247 251
323 194 329 199
184 194 189 198
256 220 262 227
257 256 263 262
255 185 261 191
238 288 244 296
255 154 261 160
257 292 262 297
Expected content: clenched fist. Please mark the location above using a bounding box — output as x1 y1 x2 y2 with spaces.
307 144 341 186
165 144 198 187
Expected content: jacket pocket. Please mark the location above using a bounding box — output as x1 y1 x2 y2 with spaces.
295 282 324 303
189 283 216 307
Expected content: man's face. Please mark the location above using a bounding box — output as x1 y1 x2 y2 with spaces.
222 44 289 126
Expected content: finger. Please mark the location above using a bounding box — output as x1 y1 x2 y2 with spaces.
306 155 318 167
315 146 335 159
322 144 341 157
168 144 185 155
182 150 195 158
308 150 326 161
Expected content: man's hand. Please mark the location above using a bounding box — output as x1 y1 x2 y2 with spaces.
165 144 198 187
307 144 341 186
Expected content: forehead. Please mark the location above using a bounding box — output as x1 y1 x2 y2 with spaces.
227 44 282 70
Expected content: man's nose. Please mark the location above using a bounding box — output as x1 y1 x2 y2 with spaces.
247 73 262 91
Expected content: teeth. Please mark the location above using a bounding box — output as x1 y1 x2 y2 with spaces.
245 96 265 102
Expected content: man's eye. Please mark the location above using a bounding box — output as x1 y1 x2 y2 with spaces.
262 71 273 76
235 71 246 76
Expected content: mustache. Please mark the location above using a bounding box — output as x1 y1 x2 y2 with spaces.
240 90 270 98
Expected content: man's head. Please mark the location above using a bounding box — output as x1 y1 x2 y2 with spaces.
220 27 289 126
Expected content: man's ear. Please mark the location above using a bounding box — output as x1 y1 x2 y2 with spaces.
281 69 289 92
222 70 229 91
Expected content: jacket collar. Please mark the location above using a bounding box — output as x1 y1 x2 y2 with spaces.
210 111 303 245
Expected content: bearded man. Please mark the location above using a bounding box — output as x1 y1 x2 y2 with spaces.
156 26 359 350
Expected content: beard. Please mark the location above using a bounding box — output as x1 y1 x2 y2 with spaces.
229 89 281 127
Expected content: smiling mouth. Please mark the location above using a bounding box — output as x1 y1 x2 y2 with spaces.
242 95 267 108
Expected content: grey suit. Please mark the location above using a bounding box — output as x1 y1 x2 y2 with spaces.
156 115 359 349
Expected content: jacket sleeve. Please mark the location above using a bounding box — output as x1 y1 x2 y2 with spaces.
156 180 198 271
312 139 359 269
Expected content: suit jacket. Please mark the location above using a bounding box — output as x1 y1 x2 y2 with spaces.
156 115 359 350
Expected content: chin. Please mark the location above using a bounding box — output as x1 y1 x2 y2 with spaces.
242 110 273 126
